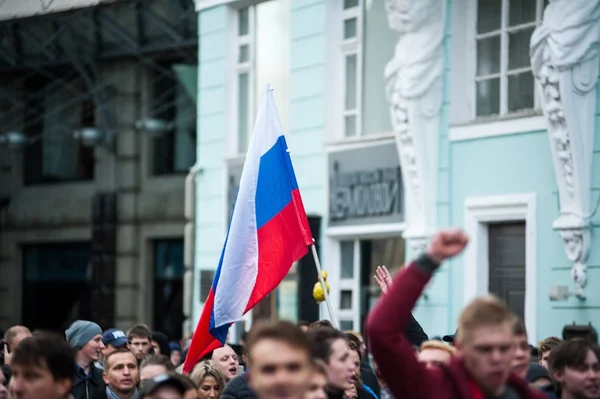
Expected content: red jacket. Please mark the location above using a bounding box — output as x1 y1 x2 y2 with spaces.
366 259 546 399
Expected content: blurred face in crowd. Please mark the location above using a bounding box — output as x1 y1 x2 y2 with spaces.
81 334 105 362
455 323 514 396
324 339 355 390
304 370 327 399
130 337 152 360
511 334 530 379
103 344 123 358
0 369 8 399
171 351 182 367
348 349 361 376
211 346 239 381
152 341 161 355
9 360 71 399
104 352 139 395
197 376 221 399
4 330 33 366
141 365 170 382
540 350 552 370
248 338 311 399
553 349 600 399
418 348 452 369
146 386 184 399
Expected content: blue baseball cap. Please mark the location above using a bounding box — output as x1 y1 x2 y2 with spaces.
102 328 128 348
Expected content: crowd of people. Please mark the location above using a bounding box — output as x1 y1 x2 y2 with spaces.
1 229 599 399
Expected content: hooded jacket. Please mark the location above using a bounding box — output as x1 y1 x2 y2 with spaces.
366 255 547 399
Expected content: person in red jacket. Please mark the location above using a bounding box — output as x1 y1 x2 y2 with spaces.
366 229 546 399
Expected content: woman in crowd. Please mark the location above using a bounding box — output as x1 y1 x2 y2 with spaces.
190 360 227 399
347 341 378 399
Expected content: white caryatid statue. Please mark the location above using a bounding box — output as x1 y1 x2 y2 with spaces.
530 0 600 298
531 0 600 298
384 0 446 256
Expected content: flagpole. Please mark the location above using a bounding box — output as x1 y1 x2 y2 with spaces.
310 243 338 329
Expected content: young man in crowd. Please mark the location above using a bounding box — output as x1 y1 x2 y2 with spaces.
102 329 129 359
245 320 312 399
9 332 75 399
305 360 327 399
512 319 532 380
100 349 140 399
548 338 600 399
539 337 563 370
128 325 153 363
66 320 106 399
306 326 366 399
367 229 546 399
100 329 129 369
2 326 32 367
417 340 455 369
207 345 240 382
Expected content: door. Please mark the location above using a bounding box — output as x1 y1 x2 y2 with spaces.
488 222 526 321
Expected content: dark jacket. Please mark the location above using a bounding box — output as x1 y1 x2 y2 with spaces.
72 363 106 399
327 387 371 399
91 388 108 399
405 313 428 347
360 363 381 399
221 374 257 399
366 256 547 399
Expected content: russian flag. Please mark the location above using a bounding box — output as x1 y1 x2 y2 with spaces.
182 87 313 373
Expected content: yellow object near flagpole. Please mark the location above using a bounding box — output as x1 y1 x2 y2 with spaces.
310 243 338 329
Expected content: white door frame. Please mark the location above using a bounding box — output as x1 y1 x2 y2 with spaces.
463 193 537 342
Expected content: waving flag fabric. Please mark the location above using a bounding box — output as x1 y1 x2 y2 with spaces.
182 87 313 373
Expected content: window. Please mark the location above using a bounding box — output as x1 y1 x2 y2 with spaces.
336 236 405 332
233 0 290 155
154 239 185 340
22 242 92 331
151 62 197 175
474 0 547 117
23 72 95 185
339 0 396 138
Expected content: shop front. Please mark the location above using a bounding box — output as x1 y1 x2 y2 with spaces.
325 140 405 332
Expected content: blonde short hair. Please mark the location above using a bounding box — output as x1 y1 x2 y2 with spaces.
420 340 455 355
456 295 514 344
189 360 227 390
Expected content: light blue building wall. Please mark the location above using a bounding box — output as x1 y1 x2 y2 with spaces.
192 0 599 343
287 0 327 217
194 6 229 322
413 0 600 343
193 1 328 325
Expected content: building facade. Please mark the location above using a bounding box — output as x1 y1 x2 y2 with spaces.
192 0 600 344
0 0 198 339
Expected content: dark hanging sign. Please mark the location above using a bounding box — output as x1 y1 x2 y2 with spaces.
328 143 404 227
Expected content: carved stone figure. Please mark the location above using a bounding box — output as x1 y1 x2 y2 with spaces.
384 0 446 253
530 0 600 298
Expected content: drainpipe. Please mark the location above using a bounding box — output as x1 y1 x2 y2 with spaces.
183 163 201 336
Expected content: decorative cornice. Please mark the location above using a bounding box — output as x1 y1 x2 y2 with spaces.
384 0 446 247
530 0 600 298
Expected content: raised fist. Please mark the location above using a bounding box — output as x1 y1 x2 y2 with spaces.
427 229 469 264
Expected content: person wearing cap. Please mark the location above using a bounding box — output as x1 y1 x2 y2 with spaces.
169 343 182 367
66 320 106 399
140 373 187 399
102 329 129 359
